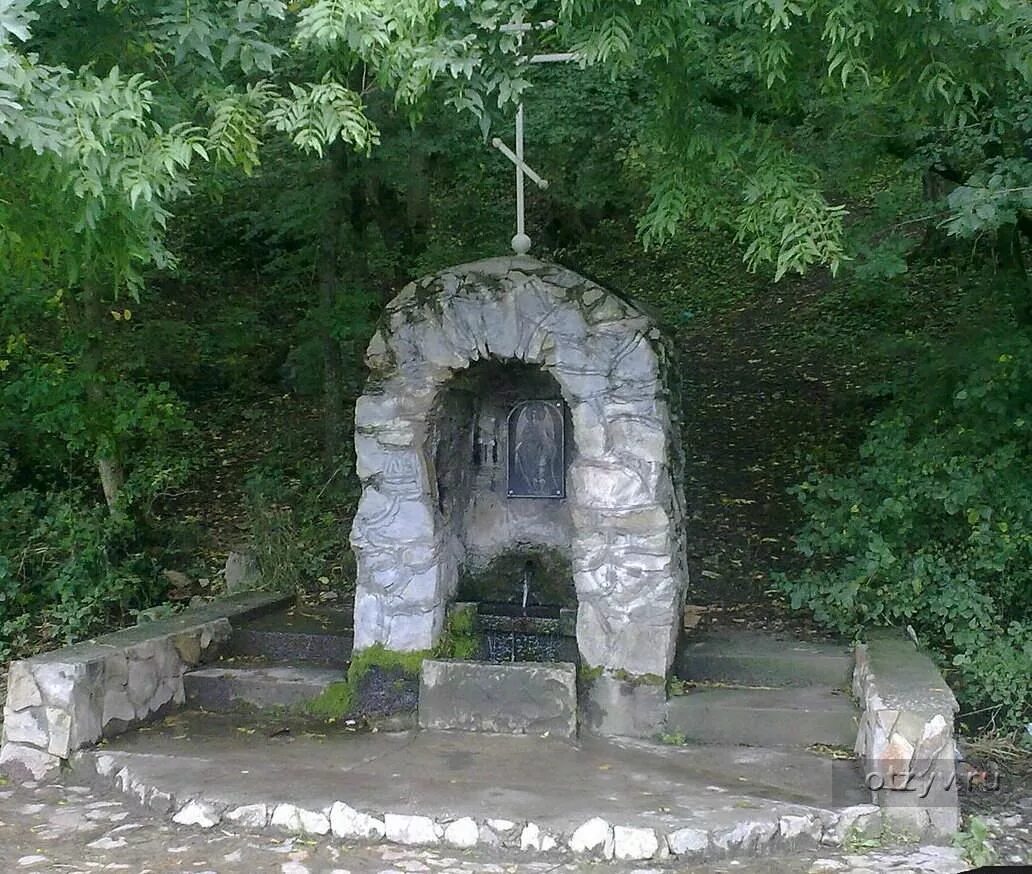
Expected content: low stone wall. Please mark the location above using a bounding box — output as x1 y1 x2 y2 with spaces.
852 630 960 836
1 592 289 780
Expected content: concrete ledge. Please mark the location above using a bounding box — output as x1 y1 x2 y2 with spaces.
1 591 291 780
853 629 960 837
184 664 343 711
419 659 577 737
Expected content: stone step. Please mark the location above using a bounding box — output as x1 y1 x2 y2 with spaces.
665 686 858 749
676 630 853 689
227 628 354 666
226 606 354 667
184 664 344 712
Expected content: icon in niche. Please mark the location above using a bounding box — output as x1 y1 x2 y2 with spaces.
507 399 565 499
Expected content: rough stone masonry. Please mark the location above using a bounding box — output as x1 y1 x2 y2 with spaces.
350 256 688 734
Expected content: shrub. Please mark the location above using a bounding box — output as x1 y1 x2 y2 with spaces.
777 328 1032 733
0 485 165 662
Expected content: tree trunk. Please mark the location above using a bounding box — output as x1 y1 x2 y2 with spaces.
76 282 126 514
97 455 126 511
996 222 1032 327
319 142 348 473
405 142 431 253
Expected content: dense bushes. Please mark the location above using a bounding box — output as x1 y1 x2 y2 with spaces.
0 476 167 663
778 325 1032 732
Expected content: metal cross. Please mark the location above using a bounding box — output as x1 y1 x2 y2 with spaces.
491 20 576 256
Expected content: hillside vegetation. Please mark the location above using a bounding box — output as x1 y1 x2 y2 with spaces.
1 0 1030 735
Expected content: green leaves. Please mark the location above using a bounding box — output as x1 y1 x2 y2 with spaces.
779 326 1032 731
943 159 1032 237
736 165 848 280
147 0 284 72
0 0 35 43
205 81 276 173
571 13 633 65
294 0 393 55
268 75 379 156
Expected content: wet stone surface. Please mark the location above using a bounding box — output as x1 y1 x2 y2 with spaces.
0 775 1028 874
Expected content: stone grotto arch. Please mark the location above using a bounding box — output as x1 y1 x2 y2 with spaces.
350 256 687 691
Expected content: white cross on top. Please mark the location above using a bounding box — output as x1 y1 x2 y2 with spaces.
491 20 577 256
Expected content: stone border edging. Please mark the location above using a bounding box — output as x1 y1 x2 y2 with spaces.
81 749 883 863
0 591 291 780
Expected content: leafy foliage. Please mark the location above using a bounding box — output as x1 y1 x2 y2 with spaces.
0 477 171 664
244 461 358 598
778 322 1032 731
555 0 1032 277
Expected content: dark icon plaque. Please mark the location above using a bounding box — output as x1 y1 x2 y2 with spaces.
506 400 565 498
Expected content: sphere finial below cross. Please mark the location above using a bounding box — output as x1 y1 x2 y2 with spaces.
511 232 532 255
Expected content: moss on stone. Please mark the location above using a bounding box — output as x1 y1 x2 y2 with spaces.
610 668 667 687
305 680 354 719
349 643 428 683
433 604 479 660
304 643 428 720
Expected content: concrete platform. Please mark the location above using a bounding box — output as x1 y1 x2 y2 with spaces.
75 709 875 862
666 686 858 748
227 605 354 666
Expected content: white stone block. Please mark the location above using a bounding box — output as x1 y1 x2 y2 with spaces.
271 803 330 835
666 826 708 855
443 817 479 848
0 742 60 780
32 663 78 709
613 825 659 860
2 708 48 748
225 804 269 829
384 813 440 845
519 822 553 852
94 754 118 777
102 688 135 725
569 817 614 857
173 800 222 828
44 708 72 757
5 663 42 711
329 802 385 840
711 819 778 852
779 814 823 843
127 657 159 707
608 416 666 461
384 612 437 652
823 804 880 846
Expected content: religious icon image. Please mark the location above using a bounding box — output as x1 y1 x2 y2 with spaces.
507 400 565 498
